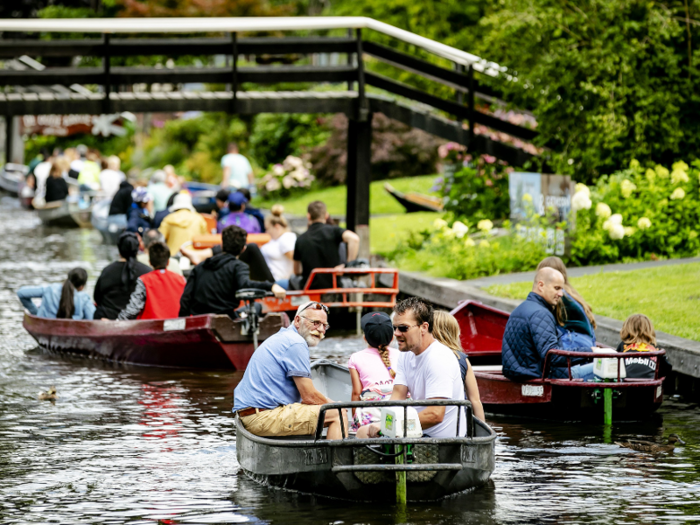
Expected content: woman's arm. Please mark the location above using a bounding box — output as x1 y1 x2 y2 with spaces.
17 286 44 315
283 250 294 261
464 360 485 421
349 368 362 418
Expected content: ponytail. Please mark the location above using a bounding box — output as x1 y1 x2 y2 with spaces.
56 268 88 319
377 344 396 378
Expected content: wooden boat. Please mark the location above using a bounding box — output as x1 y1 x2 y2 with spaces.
35 199 94 228
450 300 666 421
384 183 443 213
236 360 497 501
23 311 289 369
0 163 27 195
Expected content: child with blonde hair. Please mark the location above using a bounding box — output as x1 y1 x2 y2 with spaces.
616 314 669 379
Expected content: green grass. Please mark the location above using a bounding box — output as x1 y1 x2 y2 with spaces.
253 175 439 216
370 212 440 255
485 263 700 341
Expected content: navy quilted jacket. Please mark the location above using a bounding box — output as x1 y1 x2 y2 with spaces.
502 292 593 381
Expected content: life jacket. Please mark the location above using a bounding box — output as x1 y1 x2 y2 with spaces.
138 269 186 320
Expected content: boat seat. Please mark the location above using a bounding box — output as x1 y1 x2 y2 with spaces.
472 365 503 372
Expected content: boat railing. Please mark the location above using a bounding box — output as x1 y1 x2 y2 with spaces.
299 267 399 308
542 348 667 386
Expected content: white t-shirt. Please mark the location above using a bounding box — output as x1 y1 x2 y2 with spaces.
221 153 253 189
99 169 125 199
394 341 466 438
260 231 297 281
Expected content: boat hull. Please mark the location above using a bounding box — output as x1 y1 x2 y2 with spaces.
236 361 497 501
0 164 27 195
36 201 93 228
23 312 289 369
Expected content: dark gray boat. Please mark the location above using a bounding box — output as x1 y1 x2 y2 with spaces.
235 360 497 502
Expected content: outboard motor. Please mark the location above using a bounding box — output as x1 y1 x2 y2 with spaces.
235 288 273 349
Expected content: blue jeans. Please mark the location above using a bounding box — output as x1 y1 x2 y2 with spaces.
571 363 596 381
275 279 290 290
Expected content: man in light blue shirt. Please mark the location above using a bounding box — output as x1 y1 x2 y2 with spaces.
233 302 347 439
221 142 254 190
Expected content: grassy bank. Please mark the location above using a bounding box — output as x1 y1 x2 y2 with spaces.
486 263 700 341
253 175 439 216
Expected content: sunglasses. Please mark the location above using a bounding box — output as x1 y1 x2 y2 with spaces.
393 324 419 333
299 302 329 315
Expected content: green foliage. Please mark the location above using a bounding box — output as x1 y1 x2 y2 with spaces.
477 0 700 182
569 159 700 264
249 114 331 170
435 153 512 222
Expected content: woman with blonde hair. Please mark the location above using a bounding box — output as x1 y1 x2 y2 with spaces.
537 256 597 349
260 204 296 289
432 310 485 421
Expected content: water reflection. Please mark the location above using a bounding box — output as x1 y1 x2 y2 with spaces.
0 197 698 523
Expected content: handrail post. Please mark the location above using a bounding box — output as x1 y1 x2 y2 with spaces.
454 62 464 105
467 64 475 142
231 32 238 114
102 33 111 115
355 28 368 121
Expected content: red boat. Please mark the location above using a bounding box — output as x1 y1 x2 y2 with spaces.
450 301 666 421
22 311 289 369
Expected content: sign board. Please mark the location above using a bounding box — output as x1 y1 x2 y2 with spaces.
20 113 126 137
509 172 574 256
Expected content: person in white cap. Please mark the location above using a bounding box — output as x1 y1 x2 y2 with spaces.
158 192 208 256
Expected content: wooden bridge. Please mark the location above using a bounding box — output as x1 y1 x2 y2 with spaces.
0 17 538 231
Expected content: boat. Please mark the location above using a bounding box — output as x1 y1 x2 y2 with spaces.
183 181 220 214
34 199 94 228
91 198 124 244
450 300 667 421
23 310 289 369
0 163 28 195
384 183 443 213
236 359 497 501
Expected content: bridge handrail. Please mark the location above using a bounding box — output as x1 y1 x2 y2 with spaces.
0 16 507 77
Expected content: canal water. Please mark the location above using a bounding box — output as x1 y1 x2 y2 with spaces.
0 195 699 524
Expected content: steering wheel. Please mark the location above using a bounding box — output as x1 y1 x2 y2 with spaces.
235 288 273 300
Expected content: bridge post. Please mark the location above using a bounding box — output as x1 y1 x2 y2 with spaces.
346 113 372 242
231 32 238 114
4 114 13 164
102 33 111 115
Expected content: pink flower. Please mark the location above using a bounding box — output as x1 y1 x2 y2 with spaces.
482 154 497 164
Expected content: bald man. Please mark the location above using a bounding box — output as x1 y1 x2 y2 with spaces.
501 267 595 382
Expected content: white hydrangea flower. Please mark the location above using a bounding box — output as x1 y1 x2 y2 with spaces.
655 165 670 178
571 191 592 211
671 169 689 184
451 221 469 238
623 226 636 236
272 164 284 176
620 179 637 198
464 237 475 247
477 219 493 232
574 183 590 197
672 160 690 172
596 203 612 218
433 218 448 230
282 175 295 189
602 214 623 231
282 155 304 170
266 179 281 192
637 217 652 229
670 187 686 200
608 223 625 240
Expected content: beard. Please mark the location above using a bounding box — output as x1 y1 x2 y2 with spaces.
298 324 325 347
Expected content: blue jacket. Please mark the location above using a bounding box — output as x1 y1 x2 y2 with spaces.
502 292 592 381
126 204 153 235
18 283 96 320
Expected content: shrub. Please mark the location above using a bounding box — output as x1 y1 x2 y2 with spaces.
569 159 700 265
256 155 315 200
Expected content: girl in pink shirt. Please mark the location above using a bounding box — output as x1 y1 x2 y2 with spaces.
348 312 398 431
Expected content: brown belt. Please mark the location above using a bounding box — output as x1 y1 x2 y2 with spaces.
236 407 270 418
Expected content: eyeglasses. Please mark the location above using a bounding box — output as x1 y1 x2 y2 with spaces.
299 302 329 315
300 316 330 331
393 324 419 333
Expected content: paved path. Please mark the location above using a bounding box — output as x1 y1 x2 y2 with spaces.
463 256 700 287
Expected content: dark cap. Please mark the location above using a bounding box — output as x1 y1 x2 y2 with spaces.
361 312 394 348
228 191 248 206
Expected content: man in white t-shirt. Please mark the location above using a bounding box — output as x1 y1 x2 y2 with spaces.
358 298 466 439
220 142 254 190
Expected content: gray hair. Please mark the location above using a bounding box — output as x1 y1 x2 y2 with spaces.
143 229 166 249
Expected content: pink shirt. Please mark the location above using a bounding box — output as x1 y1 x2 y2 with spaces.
348 347 400 395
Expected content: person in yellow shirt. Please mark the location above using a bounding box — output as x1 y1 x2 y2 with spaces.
158 192 208 256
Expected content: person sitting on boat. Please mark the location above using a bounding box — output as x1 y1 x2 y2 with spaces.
108 178 135 232
44 163 69 203
348 312 399 432
292 201 360 290
126 187 154 236
537 256 597 349
178 225 285 318
616 314 671 379
77 150 102 192
99 156 126 201
260 205 296 289
159 192 208 256
358 298 466 439
138 229 183 276
238 188 265 232
94 232 152 320
501 267 596 383
431 310 485 421
217 192 261 234
117 241 186 321
17 267 95 320
214 188 230 221
232 301 348 439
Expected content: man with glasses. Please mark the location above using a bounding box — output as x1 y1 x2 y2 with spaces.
358 297 465 439
232 301 348 439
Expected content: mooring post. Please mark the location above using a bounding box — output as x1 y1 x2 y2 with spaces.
603 388 613 426
395 444 407 507
4 114 13 164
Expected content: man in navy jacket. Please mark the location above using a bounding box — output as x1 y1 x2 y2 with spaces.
502 267 595 382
